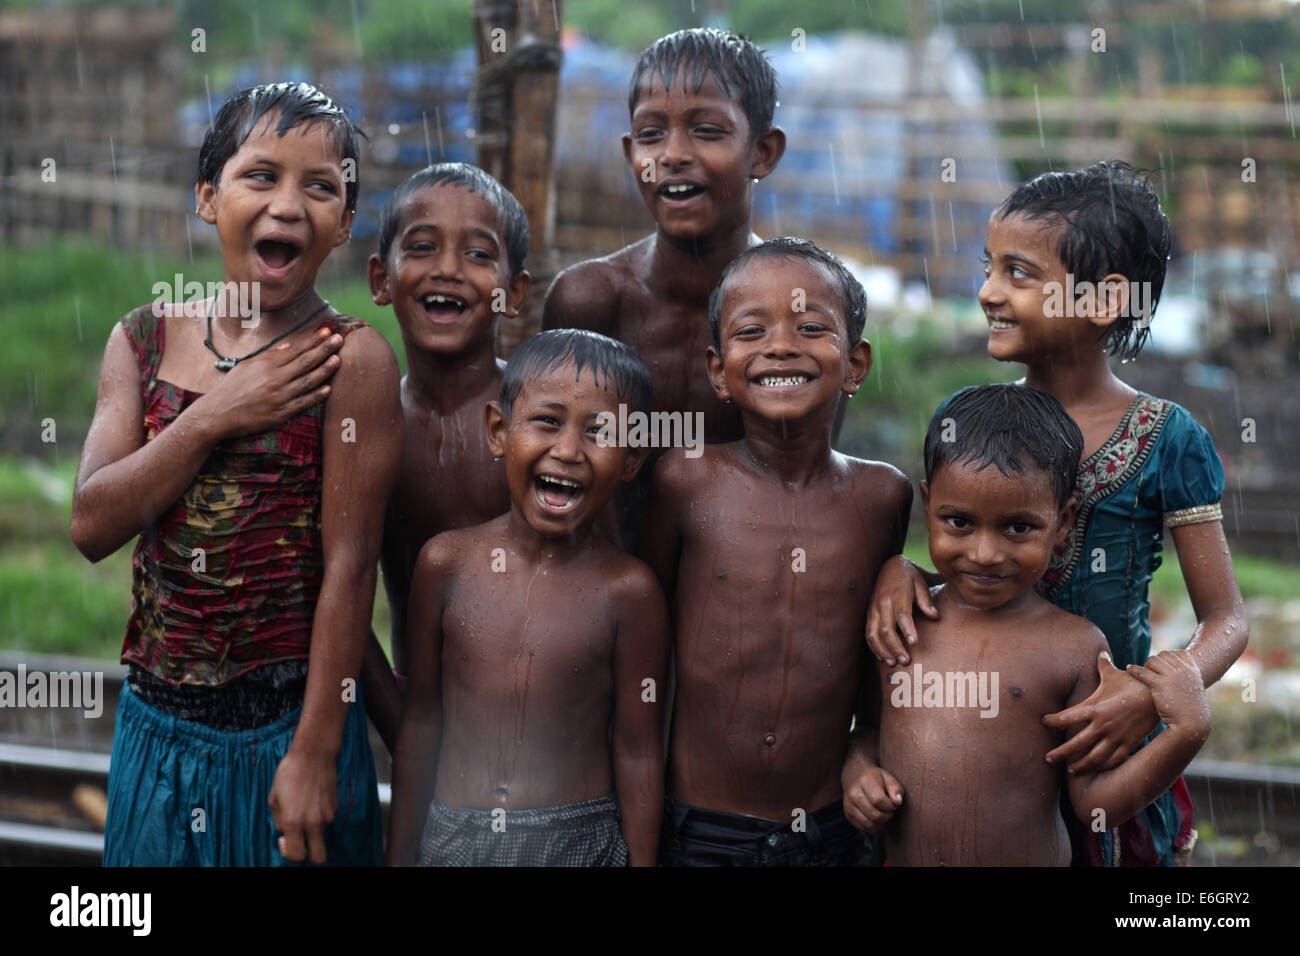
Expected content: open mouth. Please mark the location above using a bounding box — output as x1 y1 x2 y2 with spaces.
534 474 586 513
756 374 812 389
658 182 706 202
420 292 469 322
255 238 303 274
987 316 1017 332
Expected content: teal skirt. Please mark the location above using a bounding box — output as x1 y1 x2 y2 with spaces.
103 679 381 866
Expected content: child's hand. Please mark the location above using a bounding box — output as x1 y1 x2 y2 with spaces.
842 762 905 834
199 326 343 440
268 748 339 864
1126 650 1212 745
1043 651 1159 773
866 555 937 666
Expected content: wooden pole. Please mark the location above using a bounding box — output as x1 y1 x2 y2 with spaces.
473 0 563 356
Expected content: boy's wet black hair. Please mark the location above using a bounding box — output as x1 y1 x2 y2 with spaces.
198 82 365 212
708 237 867 349
376 162 530 277
995 161 1172 360
628 27 778 139
500 329 652 420
923 384 1083 509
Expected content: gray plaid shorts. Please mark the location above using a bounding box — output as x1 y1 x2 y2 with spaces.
418 793 629 867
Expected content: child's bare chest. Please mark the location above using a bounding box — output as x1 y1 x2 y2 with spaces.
394 405 506 536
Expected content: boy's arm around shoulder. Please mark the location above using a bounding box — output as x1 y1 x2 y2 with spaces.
609 554 671 867
1063 619 1211 831
387 532 458 865
541 259 619 335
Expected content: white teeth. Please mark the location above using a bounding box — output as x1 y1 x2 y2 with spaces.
665 184 696 194
989 319 1015 330
759 375 809 387
424 294 463 307
539 475 581 489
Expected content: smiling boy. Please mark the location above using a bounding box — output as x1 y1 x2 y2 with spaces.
387 330 669 867
644 238 910 866
360 164 530 742
850 386 1211 865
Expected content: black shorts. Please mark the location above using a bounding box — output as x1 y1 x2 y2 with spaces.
418 794 628 867
659 797 881 867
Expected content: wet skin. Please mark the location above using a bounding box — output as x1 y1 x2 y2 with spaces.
644 256 910 820
366 183 529 676
881 460 1094 865
387 362 669 866
543 71 787 446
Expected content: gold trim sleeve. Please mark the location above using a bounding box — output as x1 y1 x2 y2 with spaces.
1164 503 1223 528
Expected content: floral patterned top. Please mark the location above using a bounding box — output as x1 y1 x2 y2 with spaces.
118 303 367 687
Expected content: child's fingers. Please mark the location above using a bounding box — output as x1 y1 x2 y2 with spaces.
306 823 328 865
1043 721 1098 763
1041 700 1092 732
1066 736 1118 775
880 770 906 805
914 580 940 622
278 828 306 863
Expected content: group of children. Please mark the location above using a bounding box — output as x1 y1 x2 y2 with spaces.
72 28 1248 868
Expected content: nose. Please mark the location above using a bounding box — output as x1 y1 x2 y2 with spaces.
658 125 693 171
978 270 1004 312
548 423 584 463
763 321 801 358
971 530 1004 567
430 243 463 281
267 179 306 222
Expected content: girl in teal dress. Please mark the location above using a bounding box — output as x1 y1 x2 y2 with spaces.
862 162 1248 866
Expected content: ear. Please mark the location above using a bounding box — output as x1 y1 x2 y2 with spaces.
620 444 652 483
485 401 509 459
1087 273 1129 333
1054 495 1078 547
621 132 635 170
842 338 872 396
195 181 218 225
919 480 931 514
749 126 787 181
505 269 532 317
706 344 730 402
333 207 356 249
367 253 392 306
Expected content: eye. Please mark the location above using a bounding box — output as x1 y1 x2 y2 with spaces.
531 414 560 427
694 124 726 137
799 321 827 334
248 170 274 184
1007 521 1033 535
467 248 495 262
733 324 763 338
309 180 337 194
979 256 991 277
943 515 970 530
1010 264 1030 280
408 241 435 254
634 126 662 142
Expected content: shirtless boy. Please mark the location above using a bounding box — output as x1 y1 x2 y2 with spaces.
644 238 911 866
361 163 530 743
387 330 669 866
847 385 1211 865
544 27 787 446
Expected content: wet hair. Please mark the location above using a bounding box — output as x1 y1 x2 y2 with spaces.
198 82 365 212
376 162 529 277
628 28 778 139
708 237 867 349
500 329 652 420
923 384 1083 509
995 161 1172 360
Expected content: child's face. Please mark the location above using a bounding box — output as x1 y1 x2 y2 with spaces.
706 256 870 424
367 184 528 358
922 459 1075 611
485 362 647 539
623 70 783 242
978 212 1115 365
195 114 354 311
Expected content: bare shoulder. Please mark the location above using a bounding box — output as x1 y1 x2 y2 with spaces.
1039 599 1108 659
544 247 644 334
413 526 466 580
336 323 399 374
652 442 730 497
598 546 665 609
839 454 913 510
